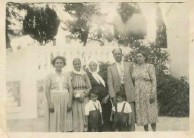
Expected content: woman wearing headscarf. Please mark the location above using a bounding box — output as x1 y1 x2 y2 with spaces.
86 59 112 131
70 58 91 132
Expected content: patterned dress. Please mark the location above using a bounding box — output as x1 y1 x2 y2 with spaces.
70 72 91 132
46 71 73 132
132 63 158 126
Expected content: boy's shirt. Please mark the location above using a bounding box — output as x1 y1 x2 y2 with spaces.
112 101 132 113
85 100 102 116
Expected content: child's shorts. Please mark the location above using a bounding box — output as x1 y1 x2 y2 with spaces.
88 110 102 130
112 112 129 131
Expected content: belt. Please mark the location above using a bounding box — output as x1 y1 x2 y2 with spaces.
51 90 68 93
73 86 87 90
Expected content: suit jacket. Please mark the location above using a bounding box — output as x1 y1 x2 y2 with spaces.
107 62 135 102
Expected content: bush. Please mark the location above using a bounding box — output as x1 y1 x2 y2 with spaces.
157 75 189 117
98 61 109 81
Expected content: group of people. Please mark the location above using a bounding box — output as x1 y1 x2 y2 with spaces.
45 48 158 132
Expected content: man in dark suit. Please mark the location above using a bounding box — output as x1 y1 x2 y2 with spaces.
107 48 135 131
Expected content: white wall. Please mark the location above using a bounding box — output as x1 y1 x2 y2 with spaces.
163 3 189 79
6 49 38 119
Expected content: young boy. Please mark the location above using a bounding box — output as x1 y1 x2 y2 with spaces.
84 91 103 132
110 93 132 131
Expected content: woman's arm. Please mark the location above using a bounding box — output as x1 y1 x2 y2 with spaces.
130 63 135 85
84 103 89 130
83 73 92 96
98 71 110 104
84 115 88 129
100 112 104 125
107 66 116 106
67 73 73 111
45 74 54 112
110 110 115 122
99 102 104 124
148 64 157 98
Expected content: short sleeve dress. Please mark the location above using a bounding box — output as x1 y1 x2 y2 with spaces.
46 71 73 132
132 63 158 126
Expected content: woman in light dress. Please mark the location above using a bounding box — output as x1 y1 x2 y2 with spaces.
45 56 73 132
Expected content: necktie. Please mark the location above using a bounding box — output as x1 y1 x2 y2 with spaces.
119 63 124 83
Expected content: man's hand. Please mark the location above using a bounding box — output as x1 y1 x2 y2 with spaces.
49 103 54 113
110 116 113 122
101 119 104 125
112 97 116 106
84 122 88 128
128 119 131 126
67 103 72 112
101 95 109 104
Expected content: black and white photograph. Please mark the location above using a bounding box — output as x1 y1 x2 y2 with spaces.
1 0 192 137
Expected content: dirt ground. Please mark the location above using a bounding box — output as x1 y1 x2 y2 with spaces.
7 116 189 132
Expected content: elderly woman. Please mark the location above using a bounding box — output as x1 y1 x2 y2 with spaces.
132 51 158 131
86 60 112 131
45 56 73 132
70 58 91 132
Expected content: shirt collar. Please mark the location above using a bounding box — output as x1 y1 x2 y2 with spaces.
116 60 124 64
116 61 124 67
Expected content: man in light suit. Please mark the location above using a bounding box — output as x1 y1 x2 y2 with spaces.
107 48 135 131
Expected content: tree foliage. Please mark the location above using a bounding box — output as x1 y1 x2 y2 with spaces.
155 4 167 48
6 3 60 47
23 5 60 45
118 3 141 23
64 3 101 46
114 3 147 46
64 3 147 46
6 2 30 48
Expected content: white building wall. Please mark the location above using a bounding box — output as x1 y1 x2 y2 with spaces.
6 49 38 119
164 3 189 79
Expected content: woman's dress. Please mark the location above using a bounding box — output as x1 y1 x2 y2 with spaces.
132 64 158 126
46 72 73 132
